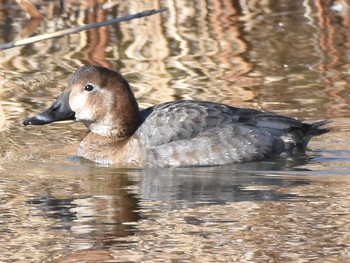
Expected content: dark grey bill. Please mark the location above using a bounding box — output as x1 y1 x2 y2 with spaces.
23 90 75 125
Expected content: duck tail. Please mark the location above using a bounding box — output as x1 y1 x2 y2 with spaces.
295 120 331 153
307 120 332 137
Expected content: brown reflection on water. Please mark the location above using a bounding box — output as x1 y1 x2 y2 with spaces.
84 1 112 68
0 162 140 262
208 0 257 102
314 0 350 118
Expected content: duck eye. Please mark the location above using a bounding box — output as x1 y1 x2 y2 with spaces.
84 84 94 92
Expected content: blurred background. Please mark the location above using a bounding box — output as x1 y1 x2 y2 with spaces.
1 0 350 121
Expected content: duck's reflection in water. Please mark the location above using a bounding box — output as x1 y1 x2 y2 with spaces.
139 157 312 206
26 157 311 251
27 170 140 250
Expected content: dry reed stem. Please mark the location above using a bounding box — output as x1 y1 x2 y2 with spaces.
0 9 166 50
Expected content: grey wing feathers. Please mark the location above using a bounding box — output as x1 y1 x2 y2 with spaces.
139 101 243 146
138 100 330 148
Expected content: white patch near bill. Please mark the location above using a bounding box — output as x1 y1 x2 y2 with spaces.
70 92 94 121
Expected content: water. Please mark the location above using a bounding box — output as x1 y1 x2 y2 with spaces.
0 0 350 262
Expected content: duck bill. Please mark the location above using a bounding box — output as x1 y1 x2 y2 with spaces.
23 90 75 125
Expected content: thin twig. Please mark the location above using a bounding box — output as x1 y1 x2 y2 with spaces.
0 9 166 50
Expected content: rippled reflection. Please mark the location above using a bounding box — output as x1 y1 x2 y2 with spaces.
139 163 307 205
1 0 350 262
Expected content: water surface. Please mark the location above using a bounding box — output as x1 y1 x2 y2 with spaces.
0 0 350 262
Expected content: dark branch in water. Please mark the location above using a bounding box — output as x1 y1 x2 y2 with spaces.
0 9 166 50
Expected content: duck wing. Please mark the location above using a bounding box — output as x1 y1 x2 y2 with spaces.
138 100 329 147
138 100 257 145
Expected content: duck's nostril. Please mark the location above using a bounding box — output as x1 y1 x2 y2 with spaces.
52 105 59 111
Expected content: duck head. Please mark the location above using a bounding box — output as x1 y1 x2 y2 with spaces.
24 65 141 138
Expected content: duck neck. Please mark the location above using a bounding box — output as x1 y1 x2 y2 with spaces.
87 113 141 139
78 131 134 165
86 96 141 139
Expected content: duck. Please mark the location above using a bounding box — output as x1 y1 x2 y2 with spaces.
23 65 330 167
